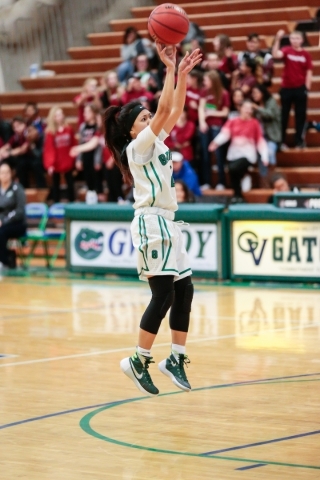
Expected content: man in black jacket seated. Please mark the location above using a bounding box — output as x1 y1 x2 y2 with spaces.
0 162 26 269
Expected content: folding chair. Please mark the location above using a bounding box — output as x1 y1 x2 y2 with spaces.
19 203 49 268
22 202 67 269
46 203 66 267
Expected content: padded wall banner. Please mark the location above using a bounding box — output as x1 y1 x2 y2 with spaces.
69 220 218 274
232 221 320 278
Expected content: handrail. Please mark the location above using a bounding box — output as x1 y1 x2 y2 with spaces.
0 0 152 92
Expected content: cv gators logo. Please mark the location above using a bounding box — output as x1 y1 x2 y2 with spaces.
75 228 104 260
237 231 267 266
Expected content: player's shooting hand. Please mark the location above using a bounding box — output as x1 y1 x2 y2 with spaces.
178 48 203 75
156 42 176 68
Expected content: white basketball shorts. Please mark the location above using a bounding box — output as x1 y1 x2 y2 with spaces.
131 213 192 282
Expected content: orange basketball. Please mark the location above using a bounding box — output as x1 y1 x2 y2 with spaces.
148 3 189 45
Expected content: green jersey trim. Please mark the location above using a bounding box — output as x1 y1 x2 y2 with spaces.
157 215 165 260
143 165 155 206
150 161 162 192
138 215 149 272
160 216 173 272
179 268 192 275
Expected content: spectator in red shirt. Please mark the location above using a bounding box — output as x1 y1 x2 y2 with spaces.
209 100 269 201
70 104 103 196
43 106 76 202
185 70 202 125
73 78 102 128
198 70 230 189
231 58 257 98
121 73 154 106
100 70 124 110
165 108 196 163
213 34 238 79
272 30 313 149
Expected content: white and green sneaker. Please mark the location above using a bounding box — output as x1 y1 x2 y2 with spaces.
158 353 191 392
120 353 159 396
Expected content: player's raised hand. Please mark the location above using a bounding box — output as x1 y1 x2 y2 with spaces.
178 48 203 75
156 42 176 68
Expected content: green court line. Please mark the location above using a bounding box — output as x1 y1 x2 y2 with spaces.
79 378 320 471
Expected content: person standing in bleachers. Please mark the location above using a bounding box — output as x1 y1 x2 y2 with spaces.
0 161 26 269
43 106 76 203
272 30 313 149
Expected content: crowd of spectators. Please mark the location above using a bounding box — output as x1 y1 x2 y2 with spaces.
0 25 315 206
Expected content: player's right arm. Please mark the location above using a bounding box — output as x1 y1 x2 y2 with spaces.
272 30 285 59
149 43 176 137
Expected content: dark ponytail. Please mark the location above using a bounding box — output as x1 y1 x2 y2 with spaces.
104 101 143 185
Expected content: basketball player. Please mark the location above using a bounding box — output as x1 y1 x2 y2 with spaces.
104 43 202 396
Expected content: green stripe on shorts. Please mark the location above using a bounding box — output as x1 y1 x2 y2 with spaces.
138 215 149 271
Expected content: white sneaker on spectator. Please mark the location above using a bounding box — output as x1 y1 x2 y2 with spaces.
280 143 290 151
215 183 225 191
295 141 306 150
241 175 252 193
200 183 211 191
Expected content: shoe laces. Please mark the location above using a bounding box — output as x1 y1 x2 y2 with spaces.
177 354 190 381
136 354 155 385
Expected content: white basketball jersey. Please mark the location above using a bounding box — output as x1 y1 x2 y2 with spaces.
127 126 178 212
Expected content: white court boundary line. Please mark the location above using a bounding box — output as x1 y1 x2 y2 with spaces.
0 322 319 368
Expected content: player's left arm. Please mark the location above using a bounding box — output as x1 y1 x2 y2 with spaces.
164 49 202 134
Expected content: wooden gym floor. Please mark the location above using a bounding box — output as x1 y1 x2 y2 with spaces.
0 276 319 479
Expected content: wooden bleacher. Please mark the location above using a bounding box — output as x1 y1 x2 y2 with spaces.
0 0 319 202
